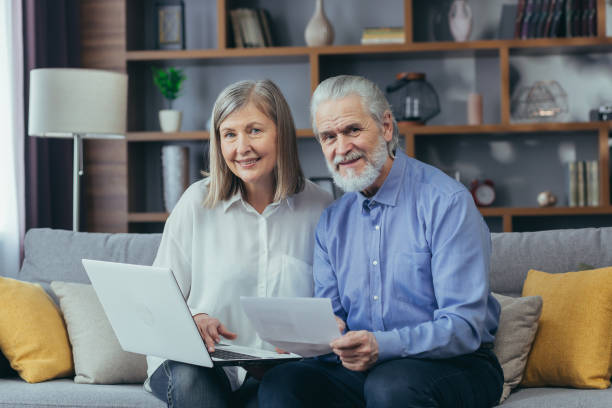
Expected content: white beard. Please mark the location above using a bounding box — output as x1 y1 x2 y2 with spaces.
327 135 389 192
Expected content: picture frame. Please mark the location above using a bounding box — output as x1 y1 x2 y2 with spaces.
155 1 185 50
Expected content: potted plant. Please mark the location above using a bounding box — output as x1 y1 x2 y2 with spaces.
152 66 186 132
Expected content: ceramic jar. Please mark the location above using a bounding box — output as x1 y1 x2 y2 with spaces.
304 0 334 46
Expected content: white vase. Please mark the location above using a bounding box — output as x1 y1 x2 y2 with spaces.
448 0 472 42
161 145 189 212
159 109 182 133
304 0 334 46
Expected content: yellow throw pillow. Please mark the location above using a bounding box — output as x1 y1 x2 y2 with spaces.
521 267 612 388
0 277 74 383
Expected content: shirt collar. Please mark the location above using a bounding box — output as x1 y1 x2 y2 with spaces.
221 191 295 213
356 150 407 208
222 192 243 213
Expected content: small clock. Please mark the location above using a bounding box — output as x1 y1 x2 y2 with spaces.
469 179 496 207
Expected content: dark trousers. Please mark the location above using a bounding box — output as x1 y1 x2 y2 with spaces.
258 348 503 408
149 360 259 408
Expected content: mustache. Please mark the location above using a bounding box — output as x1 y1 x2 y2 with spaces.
333 150 364 166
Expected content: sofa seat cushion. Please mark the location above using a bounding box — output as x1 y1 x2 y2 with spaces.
499 386 612 408
0 378 164 408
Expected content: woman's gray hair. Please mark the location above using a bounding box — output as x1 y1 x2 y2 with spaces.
310 75 399 157
203 79 304 208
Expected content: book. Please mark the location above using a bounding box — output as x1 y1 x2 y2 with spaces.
567 161 578 207
534 0 547 38
361 27 404 45
258 9 274 47
521 0 535 38
587 160 600 206
542 0 557 37
514 0 527 38
247 8 266 47
230 9 244 48
549 0 565 37
577 160 586 206
586 0 597 36
565 0 574 37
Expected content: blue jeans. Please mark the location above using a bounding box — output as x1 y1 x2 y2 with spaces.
149 360 259 408
258 348 503 408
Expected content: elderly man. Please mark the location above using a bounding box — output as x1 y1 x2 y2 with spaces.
258 75 503 408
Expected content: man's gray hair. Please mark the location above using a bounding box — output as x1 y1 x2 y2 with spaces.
310 75 399 157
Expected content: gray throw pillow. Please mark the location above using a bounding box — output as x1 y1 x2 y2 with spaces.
492 293 543 403
50 281 147 384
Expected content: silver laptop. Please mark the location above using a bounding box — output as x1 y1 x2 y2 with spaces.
82 259 302 367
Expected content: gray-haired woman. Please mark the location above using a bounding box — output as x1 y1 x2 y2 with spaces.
146 80 333 407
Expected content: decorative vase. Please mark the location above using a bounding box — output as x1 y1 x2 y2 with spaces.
159 109 182 133
304 0 334 46
448 0 472 42
467 93 483 125
161 145 189 212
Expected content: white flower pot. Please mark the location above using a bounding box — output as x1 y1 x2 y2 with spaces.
159 109 183 133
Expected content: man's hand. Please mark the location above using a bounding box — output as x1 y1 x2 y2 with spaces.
335 316 346 334
193 313 237 352
330 330 378 371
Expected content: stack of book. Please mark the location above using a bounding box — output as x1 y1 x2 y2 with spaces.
360 27 404 45
514 0 597 39
230 8 274 48
567 160 599 207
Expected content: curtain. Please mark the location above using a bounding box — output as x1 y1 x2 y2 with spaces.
0 0 25 277
23 0 80 231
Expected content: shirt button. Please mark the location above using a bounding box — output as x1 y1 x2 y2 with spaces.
373 295 379 301
375 225 380 230
372 260 378 266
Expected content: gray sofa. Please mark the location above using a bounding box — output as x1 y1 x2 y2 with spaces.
1 227 612 407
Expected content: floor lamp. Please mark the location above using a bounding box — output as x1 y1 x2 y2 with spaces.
28 68 128 232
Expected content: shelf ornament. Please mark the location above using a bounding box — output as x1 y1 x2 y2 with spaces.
386 72 441 125
152 66 186 132
305 0 334 46
448 0 472 42
511 80 569 122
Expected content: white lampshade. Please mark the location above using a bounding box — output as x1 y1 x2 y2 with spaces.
28 68 128 138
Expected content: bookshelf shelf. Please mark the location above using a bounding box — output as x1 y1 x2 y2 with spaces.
400 122 610 135
124 37 612 62
480 206 612 217
126 131 210 142
128 212 169 223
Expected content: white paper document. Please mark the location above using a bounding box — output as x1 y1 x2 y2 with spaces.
240 297 342 357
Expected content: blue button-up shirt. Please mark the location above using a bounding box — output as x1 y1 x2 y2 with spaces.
314 151 500 361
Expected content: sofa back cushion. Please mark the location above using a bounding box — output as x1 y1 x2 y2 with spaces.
490 227 612 296
14 228 161 301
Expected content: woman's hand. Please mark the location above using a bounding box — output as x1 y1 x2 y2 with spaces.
193 313 237 352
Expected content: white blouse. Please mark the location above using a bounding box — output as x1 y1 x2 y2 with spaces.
145 178 333 391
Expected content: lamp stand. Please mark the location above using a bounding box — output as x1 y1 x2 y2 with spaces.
72 134 83 232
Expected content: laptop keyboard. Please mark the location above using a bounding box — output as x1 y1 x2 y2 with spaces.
210 349 261 360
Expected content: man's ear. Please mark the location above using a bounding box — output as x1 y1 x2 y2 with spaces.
382 111 393 143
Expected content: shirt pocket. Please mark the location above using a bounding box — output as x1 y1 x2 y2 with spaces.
268 255 314 298
392 251 435 309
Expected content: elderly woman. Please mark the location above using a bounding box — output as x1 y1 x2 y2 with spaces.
145 80 333 407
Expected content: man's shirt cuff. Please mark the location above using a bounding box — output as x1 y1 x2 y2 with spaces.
374 329 404 361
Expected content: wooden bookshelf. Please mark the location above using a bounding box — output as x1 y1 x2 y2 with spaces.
79 0 612 233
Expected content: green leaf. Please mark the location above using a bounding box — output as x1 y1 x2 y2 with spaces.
151 66 187 103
